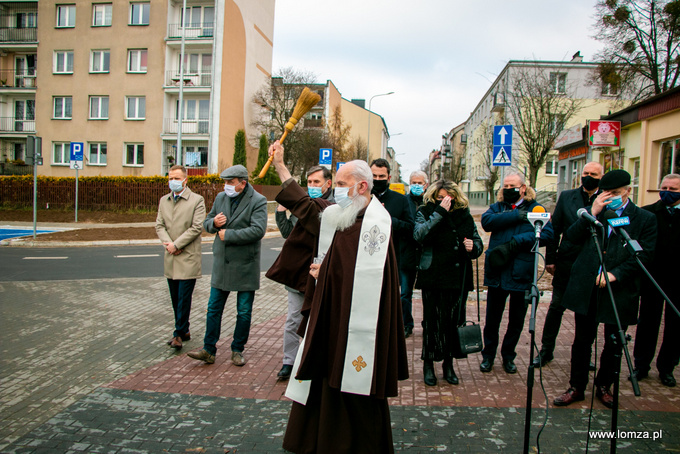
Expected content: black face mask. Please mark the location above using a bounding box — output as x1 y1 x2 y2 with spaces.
372 179 389 194
503 188 521 204
581 176 600 191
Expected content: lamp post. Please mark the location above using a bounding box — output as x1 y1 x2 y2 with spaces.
366 91 394 162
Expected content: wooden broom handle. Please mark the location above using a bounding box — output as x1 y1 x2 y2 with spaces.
257 129 289 179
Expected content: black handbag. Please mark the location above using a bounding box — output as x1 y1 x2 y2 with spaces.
457 259 484 355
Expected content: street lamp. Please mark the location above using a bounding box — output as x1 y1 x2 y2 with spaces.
366 91 394 162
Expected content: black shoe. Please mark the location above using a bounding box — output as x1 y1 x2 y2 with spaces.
628 368 649 381
480 358 493 373
423 360 437 386
503 360 517 374
443 360 459 385
277 364 293 380
589 361 596 372
532 351 554 368
404 326 413 338
660 372 677 387
554 387 585 407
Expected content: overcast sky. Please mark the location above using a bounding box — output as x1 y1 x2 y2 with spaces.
272 0 603 180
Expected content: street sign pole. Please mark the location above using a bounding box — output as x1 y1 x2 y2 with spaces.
27 136 42 239
75 168 79 222
33 150 37 239
70 142 84 222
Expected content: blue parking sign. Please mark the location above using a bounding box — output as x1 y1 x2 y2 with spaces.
319 148 332 167
70 142 84 161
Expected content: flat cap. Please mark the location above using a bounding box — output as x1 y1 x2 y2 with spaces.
599 169 631 190
220 165 249 180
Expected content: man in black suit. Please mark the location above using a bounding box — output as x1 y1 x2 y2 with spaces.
534 162 603 367
554 169 657 408
370 159 415 336
633 173 680 387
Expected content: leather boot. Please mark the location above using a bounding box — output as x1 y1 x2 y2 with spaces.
443 359 459 385
423 360 437 386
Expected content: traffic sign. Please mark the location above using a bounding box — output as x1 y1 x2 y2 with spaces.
493 125 513 146
70 160 82 170
319 148 332 168
492 125 512 167
70 142 84 161
336 162 346 172
492 146 511 166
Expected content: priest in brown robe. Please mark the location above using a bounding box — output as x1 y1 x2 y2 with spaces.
268 142 409 454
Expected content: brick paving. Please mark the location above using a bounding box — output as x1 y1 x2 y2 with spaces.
2 226 680 451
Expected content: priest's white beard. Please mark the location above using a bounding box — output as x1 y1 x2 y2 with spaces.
322 195 369 231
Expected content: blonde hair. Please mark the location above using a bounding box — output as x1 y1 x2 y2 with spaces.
423 179 469 209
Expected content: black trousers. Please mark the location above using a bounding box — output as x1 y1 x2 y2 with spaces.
538 286 566 355
570 292 627 392
481 287 528 362
634 286 680 375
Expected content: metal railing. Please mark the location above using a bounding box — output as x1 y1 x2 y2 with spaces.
167 23 214 39
0 69 36 88
165 70 212 87
163 118 210 134
0 117 35 132
535 182 557 207
0 27 37 42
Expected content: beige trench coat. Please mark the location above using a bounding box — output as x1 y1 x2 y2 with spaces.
155 187 206 280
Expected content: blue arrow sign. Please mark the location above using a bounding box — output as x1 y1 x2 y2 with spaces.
493 125 513 146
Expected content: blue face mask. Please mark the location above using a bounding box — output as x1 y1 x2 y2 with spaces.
410 184 424 196
334 183 358 208
607 195 624 210
660 190 680 206
308 186 323 199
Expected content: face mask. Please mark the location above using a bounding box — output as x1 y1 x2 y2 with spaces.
607 195 624 210
334 183 358 208
581 176 600 191
308 186 323 199
224 184 239 197
503 188 521 204
660 190 680 206
410 184 424 196
372 179 389 195
169 179 185 193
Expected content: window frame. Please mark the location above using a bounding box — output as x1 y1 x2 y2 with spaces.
53 96 73 120
549 72 567 95
545 154 559 176
56 4 76 28
124 143 144 166
88 142 107 166
89 96 109 120
127 49 148 73
52 142 70 165
129 2 150 26
54 50 74 74
658 138 680 186
601 81 619 97
92 3 112 26
126 96 146 120
90 49 110 73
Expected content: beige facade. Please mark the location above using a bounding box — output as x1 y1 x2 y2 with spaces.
340 96 389 163
0 0 274 177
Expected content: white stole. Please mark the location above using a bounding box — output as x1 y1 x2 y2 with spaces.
285 196 392 404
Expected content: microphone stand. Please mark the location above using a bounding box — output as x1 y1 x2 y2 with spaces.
523 223 542 454
586 223 640 454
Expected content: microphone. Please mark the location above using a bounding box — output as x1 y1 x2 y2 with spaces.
577 208 603 228
527 205 551 238
604 210 643 253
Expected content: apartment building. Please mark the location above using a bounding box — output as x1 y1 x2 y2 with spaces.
0 0 274 177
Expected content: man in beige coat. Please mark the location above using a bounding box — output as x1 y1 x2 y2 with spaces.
156 165 206 349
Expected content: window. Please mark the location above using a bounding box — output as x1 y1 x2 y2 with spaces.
13 143 25 161
659 139 680 186
56 5 76 27
126 96 146 119
14 99 35 132
53 96 72 119
92 3 112 26
545 154 558 176
17 12 37 28
53 142 70 165
181 5 214 36
549 72 567 94
176 99 209 132
129 2 149 25
125 143 144 166
602 82 618 96
88 142 107 165
89 96 109 119
631 158 640 204
54 51 74 74
91 50 110 73
549 114 566 135
127 49 147 73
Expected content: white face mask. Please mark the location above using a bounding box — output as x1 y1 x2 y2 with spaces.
169 178 185 193
334 183 358 208
224 184 239 197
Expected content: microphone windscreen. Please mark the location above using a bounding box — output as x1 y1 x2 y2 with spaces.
603 210 618 220
531 205 546 213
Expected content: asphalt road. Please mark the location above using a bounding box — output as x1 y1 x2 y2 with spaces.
0 237 286 282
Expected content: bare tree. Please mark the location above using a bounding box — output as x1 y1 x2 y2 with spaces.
347 136 368 162
472 125 500 204
504 66 583 187
326 106 353 164
593 0 680 101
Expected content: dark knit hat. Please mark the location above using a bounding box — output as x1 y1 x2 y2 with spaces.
599 169 631 190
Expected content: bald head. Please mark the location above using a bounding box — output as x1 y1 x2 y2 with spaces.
583 162 604 178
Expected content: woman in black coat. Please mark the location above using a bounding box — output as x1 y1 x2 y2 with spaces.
414 180 484 386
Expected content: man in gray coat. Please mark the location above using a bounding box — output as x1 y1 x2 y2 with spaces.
187 165 267 366
156 165 206 350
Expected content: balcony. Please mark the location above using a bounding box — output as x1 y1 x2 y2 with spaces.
0 26 37 43
167 23 214 40
0 69 36 89
163 118 210 135
165 70 212 88
0 117 35 133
